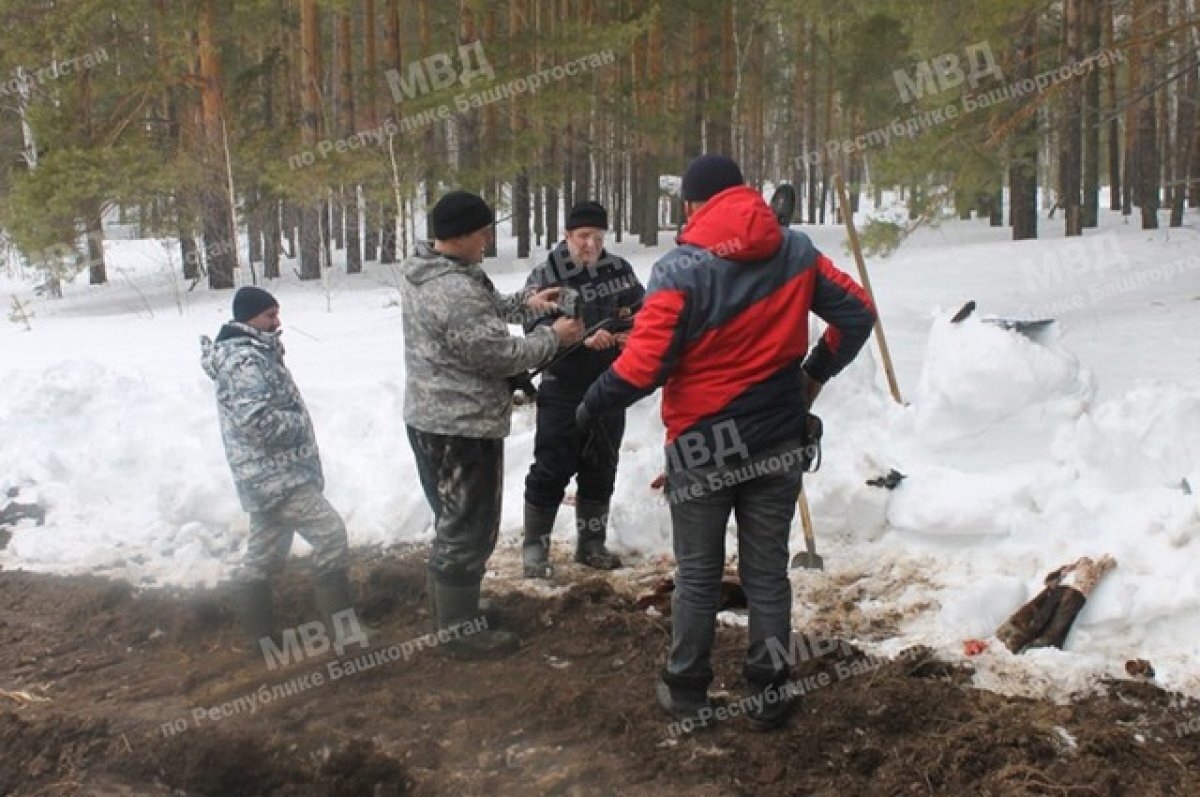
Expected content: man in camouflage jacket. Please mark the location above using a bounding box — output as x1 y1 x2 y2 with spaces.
202 286 365 655
402 190 583 659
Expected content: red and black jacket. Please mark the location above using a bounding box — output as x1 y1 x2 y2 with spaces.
580 185 876 469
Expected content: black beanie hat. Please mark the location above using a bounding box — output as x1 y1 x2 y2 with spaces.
565 200 608 231
681 154 745 202
233 286 279 323
431 190 494 240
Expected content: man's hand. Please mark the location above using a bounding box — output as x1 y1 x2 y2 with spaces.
551 316 585 346
583 328 618 351
526 287 562 315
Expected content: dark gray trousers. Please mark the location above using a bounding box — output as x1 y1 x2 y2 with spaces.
662 436 805 693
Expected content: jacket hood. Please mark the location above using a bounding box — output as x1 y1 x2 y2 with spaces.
678 185 783 262
200 321 280 381
404 241 474 287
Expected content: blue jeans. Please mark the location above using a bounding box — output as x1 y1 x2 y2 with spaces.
662 437 805 692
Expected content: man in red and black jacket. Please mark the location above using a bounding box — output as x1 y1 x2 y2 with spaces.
576 155 876 730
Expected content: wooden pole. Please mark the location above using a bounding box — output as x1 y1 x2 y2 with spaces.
834 174 902 404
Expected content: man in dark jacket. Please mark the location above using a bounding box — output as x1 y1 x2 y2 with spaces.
402 190 583 659
577 155 877 730
201 287 364 655
521 201 645 579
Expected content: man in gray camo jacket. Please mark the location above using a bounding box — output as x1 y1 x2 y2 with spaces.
202 286 366 656
402 190 583 659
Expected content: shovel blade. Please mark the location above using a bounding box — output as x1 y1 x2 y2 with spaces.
790 551 825 570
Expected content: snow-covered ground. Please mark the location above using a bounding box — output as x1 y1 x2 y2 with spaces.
2 202 1199 702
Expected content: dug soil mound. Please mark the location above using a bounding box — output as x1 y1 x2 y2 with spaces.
1 549 1198 796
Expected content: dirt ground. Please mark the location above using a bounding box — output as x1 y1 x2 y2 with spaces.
2 544 1199 797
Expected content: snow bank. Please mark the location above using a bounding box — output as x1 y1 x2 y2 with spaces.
2 216 1200 701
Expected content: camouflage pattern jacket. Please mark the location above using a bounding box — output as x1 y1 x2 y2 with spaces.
200 322 324 512
401 242 559 438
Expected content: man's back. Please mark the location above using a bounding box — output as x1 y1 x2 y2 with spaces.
585 185 876 464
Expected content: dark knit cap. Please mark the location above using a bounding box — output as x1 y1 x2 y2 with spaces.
232 286 279 323
681 154 745 202
431 190 494 240
566 200 608 231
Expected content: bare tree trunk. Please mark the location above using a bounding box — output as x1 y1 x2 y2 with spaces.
163 0 200 281
337 11 362 273
510 0 530 258
545 183 559 248
1124 0 1142 217
1135 0 1160 228
248 194 264 264
1082 0 1101 228
264 199 281 278
419 0 436 240
1104 0 1122 210
1010 24 1039 240
77 64 108 285
379 0 401 264
86 206 107 285
790 12 805 192
458 1 481 184
535 184 545 247
321 197 333 267
1170 18 1198 226
819 50 833 225
1192 108 1200 208
362 0 379 264
1157 0 1171 212
683 11 704 161
989 183 1004 226
483 5 500 259
640 12 662 247
1060 0 1083 236
181 233 200 281
362 0 378 132
299 0 323 278
199 0 235 288
805 21 818 224
331 199 345 251
713 4 734 154
282 202 298 258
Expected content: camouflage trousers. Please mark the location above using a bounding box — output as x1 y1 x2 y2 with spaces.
406 426 504 587
240 483 350 583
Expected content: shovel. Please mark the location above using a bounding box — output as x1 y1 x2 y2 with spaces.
790 489 823 570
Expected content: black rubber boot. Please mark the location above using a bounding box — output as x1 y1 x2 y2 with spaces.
574 499 622 570
432 578 520 660
238 580 276 650
522 501 558 579
313 569 374 644
427 570 502 629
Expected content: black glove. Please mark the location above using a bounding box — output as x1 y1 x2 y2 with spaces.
575 402 594 432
